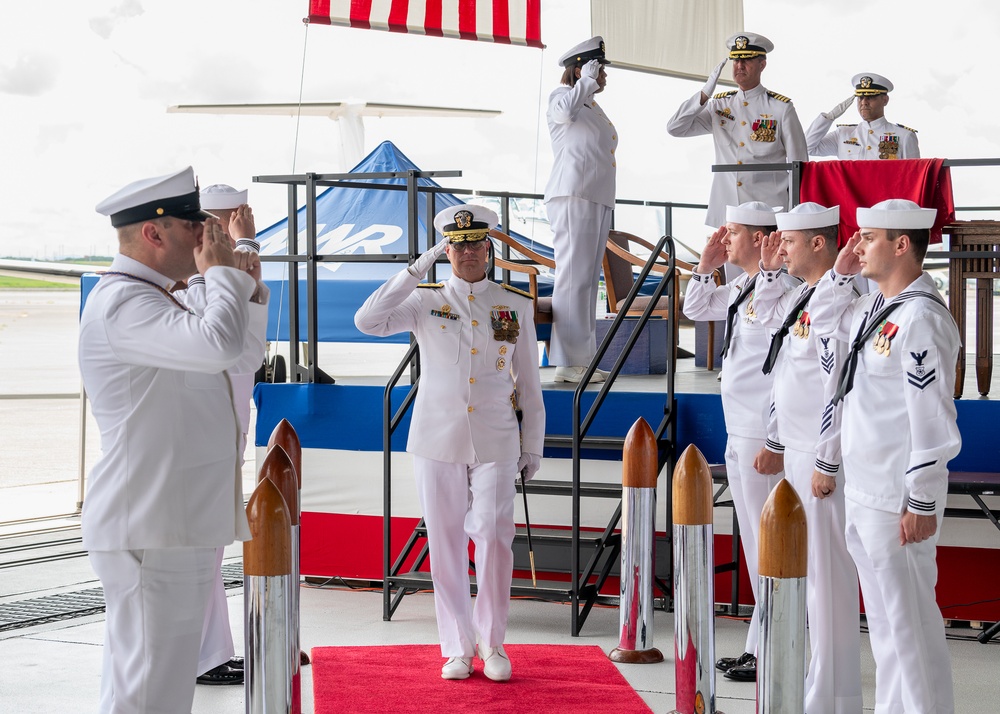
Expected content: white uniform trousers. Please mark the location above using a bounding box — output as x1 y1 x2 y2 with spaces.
844 499 954 714
546 196 613 367
91 547 217 714
784 448 862 714
414 456 517 658
197 546 235 674
725 434 783 654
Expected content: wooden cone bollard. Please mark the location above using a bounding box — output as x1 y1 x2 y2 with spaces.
267 419 309 669
757 480 808 714
671 445 724 714
609 418 664 664
244 478 293 714
259 446 301 714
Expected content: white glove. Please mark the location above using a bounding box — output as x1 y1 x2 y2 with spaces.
517 453 541 482
823 95 856 121
701 57 728 98
580 59 601 81
407 240 450 279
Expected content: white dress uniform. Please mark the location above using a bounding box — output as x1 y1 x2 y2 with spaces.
81 251 261 713
544 39 617 367
181 238 269 676
682 265 798 656
806 115 919 161
667 84 807 228
810 269 959 714
753 264 863 714
355 260 544 658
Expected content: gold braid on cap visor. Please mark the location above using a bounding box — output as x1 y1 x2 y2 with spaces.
445 229 490 243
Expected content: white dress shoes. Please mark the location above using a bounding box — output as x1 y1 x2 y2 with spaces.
441 655 474 680
553 366 609 383
481 645 511 682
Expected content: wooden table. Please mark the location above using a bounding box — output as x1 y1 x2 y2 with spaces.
943 221 1000 397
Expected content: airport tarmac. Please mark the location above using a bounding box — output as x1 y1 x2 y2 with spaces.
1 286 998 712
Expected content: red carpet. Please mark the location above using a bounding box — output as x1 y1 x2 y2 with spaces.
311 644 653 713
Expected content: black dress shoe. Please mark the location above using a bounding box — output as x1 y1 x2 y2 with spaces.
724 654 757 682
715 651 752 672
196 663 244 685
227 656 244 670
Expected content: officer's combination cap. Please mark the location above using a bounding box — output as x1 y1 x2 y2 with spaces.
852 73 893 97
726 33 773 59
777 202 840 231
558 36 610 67
96 166 215 228
857 199 936 230
433 204 499 243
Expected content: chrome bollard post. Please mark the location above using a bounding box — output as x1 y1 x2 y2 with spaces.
609 418 664 664
757 479 808 714
670 445 724 714
244 478 293 714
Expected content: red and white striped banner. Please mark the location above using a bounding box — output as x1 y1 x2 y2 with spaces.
307 0 543 48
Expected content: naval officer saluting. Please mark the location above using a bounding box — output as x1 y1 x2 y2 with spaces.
667 32 807 228
355 205 545 682
82 167 265 713
806 73 920 160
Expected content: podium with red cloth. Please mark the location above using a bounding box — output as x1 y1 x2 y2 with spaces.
799 158 956 246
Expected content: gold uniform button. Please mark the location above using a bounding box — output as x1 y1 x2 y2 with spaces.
612 134 617 140
743 101 748 107
440 325 446 330
867 146 872 150
471 348 478 354
612 161 616 167
467 406 474 413
737 181 743 187
469 378 476 384
737 161 743 165
471 320 478 327
741 120 747 126
739 141 745 147
869 129 874 134
467 295 475 301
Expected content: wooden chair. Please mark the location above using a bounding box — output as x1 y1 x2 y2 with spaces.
602 230 720 370
488 228 554 330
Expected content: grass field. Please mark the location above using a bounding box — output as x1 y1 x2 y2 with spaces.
0 276 77 289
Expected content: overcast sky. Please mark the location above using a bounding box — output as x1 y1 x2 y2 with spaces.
1 0 998 259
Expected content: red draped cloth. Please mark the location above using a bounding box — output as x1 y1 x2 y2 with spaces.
799 158 955 246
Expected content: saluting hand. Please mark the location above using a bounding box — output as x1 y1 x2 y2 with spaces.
407 239 451 280
580 59 602 81
834 232 863 276
195 218 237 274
824 95 856 121
696 225 728 273
233 249 262 283
760 231 783 272
229 204 256 241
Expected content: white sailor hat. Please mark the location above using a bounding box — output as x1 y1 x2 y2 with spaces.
857 199 936 230
200 184 248 210
96 166 214 228
776 202 840 231
852 73 893 97
558 36 609 67
433 204 499 243
726 32 773 59
726 201 780 226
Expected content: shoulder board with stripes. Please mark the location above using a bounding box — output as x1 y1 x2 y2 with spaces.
897 124 918 133
713 90 737 99
766 90 791 103
502 284 534 300
417 282 443 289
837 123 858 127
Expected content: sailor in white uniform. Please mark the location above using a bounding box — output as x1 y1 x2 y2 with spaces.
682 201 799 681
83 167 266 713
544 36 617 382
809 199 959 714
751 203 863 713
667 33 807 228
806 73 919 161
355 205 545 683
184 184 266 686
